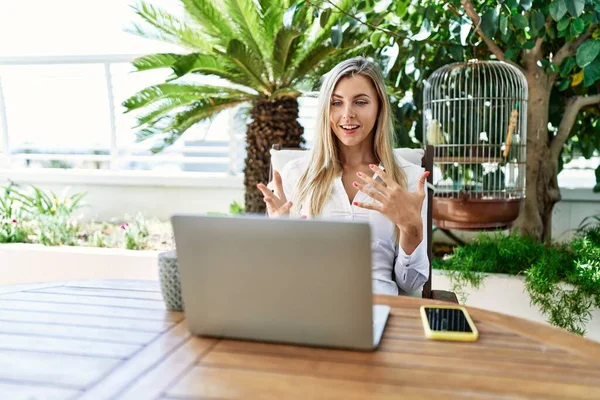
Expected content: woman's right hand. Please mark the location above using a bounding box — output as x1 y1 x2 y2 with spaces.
256 171 292 218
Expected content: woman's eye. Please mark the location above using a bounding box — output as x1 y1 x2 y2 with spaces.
356 100 368 106
331 101 342 106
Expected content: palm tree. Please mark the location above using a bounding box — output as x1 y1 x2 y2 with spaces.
124 0 370 212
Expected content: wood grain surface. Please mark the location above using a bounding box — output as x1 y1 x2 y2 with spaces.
0 280 598 400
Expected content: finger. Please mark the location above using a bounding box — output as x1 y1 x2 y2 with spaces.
278 201 292 214
353 181 386 203
352 200 382 212
256 183 278 201
369 164 394 187
356 171 389 193
273 171 287 202
417 171 430 195
263 197 274 215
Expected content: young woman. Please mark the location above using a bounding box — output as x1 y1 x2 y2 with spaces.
256 57 429 295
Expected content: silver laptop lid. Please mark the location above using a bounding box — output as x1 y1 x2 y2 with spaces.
172 214 374 350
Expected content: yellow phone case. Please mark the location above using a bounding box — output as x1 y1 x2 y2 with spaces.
420 305 479 341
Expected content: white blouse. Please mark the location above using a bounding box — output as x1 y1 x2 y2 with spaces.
272 154 429 296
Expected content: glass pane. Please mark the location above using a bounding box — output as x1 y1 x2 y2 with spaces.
0 64 112 169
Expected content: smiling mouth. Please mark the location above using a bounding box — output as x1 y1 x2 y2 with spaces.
340 124 360 133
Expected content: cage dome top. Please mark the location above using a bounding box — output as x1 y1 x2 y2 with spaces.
424 60 528 102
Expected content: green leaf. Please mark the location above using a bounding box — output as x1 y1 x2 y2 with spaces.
370 31 383 48
123 83 203 111
522 40 536 50
557 18 570 32
520 0 533 11
576 40 600 68
505 0 518 10
289 43 335 82
571 18 585 36
449 45 463 61
567 0 585 18
129 2 210 52
272 28 302 78
583 57 600 86
505 46 518 59
171 53 223 76
512 14 529 30
320 8 331 28
557 78 570 91
224 0 270 62
135 97 195 127
499 15 508 36
331 20 343 48
549 0 568 21
531 10 545 34
180 0 236 39
481 7 499 40
225 39 270 93
132 53 180 71
560 57 576 77
170 54 252 90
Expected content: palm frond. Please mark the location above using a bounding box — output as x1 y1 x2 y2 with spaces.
142 97 250 152
133 85 257 128
171 53 261 93
123 83 252 112
134 97 196 128
223 0 271 74
130 1 212 52
224 39 272 95
288 44 336 84
261 4 285 52
171 53 230 77
180 0 236 40
272 28 302 81
131 53 181 72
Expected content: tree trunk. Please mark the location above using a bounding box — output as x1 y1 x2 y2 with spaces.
243 97 304 213
513 67 561 241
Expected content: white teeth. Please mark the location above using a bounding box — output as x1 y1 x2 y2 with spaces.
341 125 359 129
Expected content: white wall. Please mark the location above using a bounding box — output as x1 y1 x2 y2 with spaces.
0 169 245 221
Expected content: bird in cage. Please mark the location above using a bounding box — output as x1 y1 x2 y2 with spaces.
426 119 446 146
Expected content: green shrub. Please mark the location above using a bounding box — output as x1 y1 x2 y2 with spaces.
435 230 600 335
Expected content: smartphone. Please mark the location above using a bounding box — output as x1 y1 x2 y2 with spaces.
420 305 479 341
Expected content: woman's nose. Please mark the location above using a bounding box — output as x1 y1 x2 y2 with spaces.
342 105 355 119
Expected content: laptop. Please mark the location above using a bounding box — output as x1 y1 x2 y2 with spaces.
171 214 390 351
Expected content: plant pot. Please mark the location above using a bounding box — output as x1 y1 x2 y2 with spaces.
158 250 184 311
433 197 522 230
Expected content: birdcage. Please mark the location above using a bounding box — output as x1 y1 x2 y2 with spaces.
423 60 527 230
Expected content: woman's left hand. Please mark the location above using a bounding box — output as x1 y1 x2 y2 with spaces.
353 164 429 237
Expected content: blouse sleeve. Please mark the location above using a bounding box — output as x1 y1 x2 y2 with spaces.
393 176 429 294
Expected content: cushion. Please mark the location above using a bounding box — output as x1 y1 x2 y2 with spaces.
270 147 425 174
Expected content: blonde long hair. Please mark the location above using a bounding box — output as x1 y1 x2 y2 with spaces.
294 57 406 217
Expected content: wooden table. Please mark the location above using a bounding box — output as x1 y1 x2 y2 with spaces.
0 280 599 400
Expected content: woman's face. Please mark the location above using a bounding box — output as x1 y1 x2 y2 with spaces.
329 74 380 148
